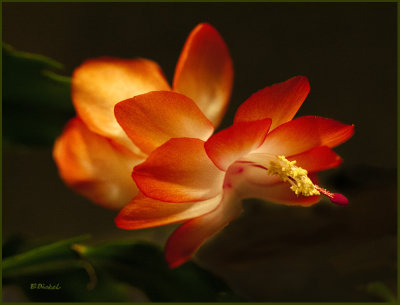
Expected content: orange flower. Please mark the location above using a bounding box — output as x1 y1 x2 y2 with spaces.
53 24 233 209
115 76 354 268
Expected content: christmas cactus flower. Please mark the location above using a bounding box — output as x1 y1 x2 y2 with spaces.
53 23 233 209
115 76 354 268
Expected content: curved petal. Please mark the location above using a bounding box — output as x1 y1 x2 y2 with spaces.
238 173 321 207
234 76 310 130
165 191 242 268
255 116 354 156
115 192 222 230
287 146 342 172
133 138 225 203
204 119 271 171
115 91 214 155
53 117 143 210
173 23 233 127
72 57 170 152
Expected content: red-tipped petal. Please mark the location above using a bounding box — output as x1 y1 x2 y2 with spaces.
133 138 225 203
205 119 271 171
173 23 233 127
115 91 214 155
287 146 342 172
234 76 310 130
165 191 241 268
256 116 354 156
53 117 143 210
72 57 170 151
115 192 222 230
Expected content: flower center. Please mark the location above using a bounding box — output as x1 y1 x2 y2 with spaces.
267 156 319 196
267 155 348 206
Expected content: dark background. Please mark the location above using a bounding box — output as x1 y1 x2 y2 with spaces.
3 2 397 302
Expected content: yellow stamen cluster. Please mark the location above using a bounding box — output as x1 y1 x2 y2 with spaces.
267 156 320 197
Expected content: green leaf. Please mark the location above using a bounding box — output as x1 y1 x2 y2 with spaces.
3 43 72 108
3 237 239 302
365 282 396 302
3 44 74 147
3 235 90 279
77 240 240 302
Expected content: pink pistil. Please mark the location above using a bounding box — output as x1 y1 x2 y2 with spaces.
330 193 349 206
314 185 348 206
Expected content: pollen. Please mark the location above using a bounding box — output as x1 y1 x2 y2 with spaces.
267 155 320 197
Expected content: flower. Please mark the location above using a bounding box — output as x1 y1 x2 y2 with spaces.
53 23 233 209
115 76 354 268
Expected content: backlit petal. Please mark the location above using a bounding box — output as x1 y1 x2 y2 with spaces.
115 91 214 155
53 117 143 210
287 146 342 172
205 119 271 171
115 192 222 230
173 23 233 127
234 76 310 130
133 138 225 203
255 116 354 156
165 191 241 268
72 57 170 151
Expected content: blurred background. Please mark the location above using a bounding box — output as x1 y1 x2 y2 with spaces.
3 2 397 302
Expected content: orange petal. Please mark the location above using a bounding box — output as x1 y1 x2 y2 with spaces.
115 192 222 230
165 191 241 268
287 146 342 172
115 91 214 155
53 117 143 210
239 173 321 207
173 23 233 127
234 76 310 130
204 119 271 171
72 57 170 152
133 138 225 203
256 116 354 156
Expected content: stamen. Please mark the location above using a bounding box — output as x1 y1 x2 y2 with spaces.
267 155 348 205
267 156 319 197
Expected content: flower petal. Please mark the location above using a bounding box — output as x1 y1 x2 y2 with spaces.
53 117 143 210
255 116 354 156
173 23 233 127
133 138 225 203
165 191 241 268
238 173 320 207
115 91 214 155
234 76 310 130
287 146 342 172
205 119 271 171
72 57 170 151
115 192 222 230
